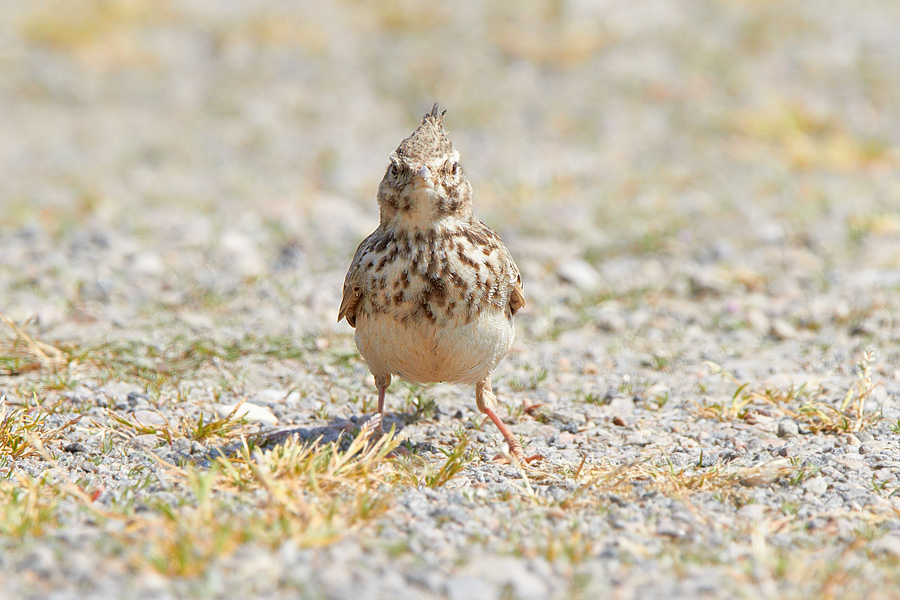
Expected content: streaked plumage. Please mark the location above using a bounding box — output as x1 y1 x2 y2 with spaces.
339 103 536 464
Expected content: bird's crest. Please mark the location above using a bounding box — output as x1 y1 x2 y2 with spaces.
395 102 454 164
422 102 446 126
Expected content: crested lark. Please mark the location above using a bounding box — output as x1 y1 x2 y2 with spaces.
338 103 538 464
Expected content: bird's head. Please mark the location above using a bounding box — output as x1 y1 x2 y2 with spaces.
377 103 473 230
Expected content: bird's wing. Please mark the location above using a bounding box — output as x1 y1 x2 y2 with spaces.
337 279 361 328
473 219 525 317
337 234 377 328
508 266 525 317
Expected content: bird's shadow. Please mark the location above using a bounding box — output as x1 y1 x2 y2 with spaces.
198 411 442 467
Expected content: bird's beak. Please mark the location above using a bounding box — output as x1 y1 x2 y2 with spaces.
414 165 433 187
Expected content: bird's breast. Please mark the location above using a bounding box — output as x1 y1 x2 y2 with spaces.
354 308 514 385
357 227 509 324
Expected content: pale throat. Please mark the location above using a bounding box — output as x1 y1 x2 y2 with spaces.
386 187 463 233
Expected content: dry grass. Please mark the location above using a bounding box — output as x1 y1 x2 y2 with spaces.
557 455 799 516
123 420 473 575
0 395 81 464
0 320 478 576
19 0 170 65
0 312 67 375
696 349 882 433
0 473 63 538
0 295 894 595
728 101 893 172
0 395 471 577
133 423 400 575
105 402 248 446
393 434 474 489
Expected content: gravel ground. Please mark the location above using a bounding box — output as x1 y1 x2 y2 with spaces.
2 1 900 599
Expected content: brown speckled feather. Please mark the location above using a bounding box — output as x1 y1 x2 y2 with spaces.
336 102 538 464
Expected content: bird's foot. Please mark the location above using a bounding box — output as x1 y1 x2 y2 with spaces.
492 440 543 465
492 453 543 465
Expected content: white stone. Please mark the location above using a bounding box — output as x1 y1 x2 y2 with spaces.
220 230 266 277
746 308 770 334
251 389 290 406
216 402 278 425
133 252 165 276
803 476 829 496
770 318 798 340
556 259 602 291
468 556 549 600
131 410 168 427
870 535 900 558
445 576 497 600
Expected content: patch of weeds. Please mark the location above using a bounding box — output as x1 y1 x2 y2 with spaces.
348 394 375 414
502 397 527 422
575 389 607 406
0 312 68 375
780 500 799 516
0 395 82 461
871 474 895 497
327 349 360 370
21 0 168 51
313 404 330 421
191 407 248 441
105 404 246 445
649 391 669 410
0 404 468 578
847 212 900 246
618 376 649 398
131 425 402 576
395 435 473 489
84 334 315 397
557 454 800 513
0 473 62 537
398 384 437 421
411 395 437 420
651 355 669 370
529 524 595 563
695 348 882 433
785 459 819 487
509 367 548 392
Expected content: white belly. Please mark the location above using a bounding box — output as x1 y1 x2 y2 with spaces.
355 310 514 385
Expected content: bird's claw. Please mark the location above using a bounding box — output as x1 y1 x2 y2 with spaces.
492 443 543 465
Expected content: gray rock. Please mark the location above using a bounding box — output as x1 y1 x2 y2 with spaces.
625 433 653 446
746 308 770 335
870 535 900 558
556 259 602 291
126 434 160 451
251 389 291 406
777 419 799 438
770 319 798 340
131 410 168 427
803 476 829 496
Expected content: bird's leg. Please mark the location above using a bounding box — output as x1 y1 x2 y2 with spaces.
476 378 541 464
370 373 391 435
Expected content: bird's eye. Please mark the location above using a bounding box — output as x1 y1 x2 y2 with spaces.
388 163 399 178
450 162 459 176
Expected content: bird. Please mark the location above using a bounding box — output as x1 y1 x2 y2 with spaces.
337 102 539 464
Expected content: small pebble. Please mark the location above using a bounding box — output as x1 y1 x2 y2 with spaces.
777 419 799 438
804 477 829 496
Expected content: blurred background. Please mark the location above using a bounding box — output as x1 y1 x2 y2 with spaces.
1 0 899 337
